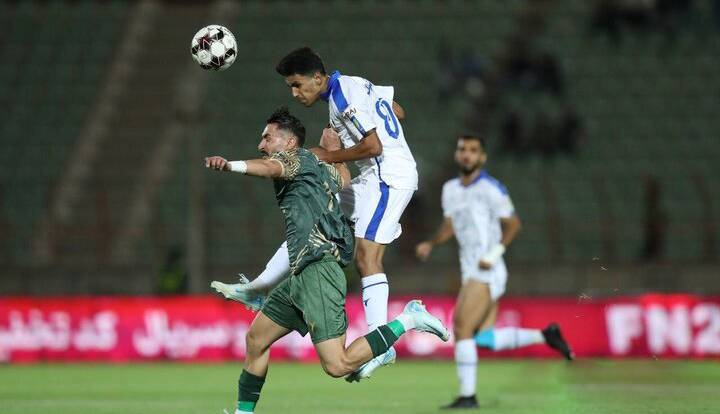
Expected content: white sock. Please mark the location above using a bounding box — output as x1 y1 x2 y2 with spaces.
493 327 545 351
455 339 477 397
394 312 413 332
361 273 389 332
246 242 290 292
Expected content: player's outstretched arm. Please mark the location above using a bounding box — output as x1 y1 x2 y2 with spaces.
415 217 455 261
204 156 284 178
311 129 383 164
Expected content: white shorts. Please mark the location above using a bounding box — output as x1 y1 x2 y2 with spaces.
460 251 508 301
340 173 414 244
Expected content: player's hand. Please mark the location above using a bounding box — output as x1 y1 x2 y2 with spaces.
415 241 433 261
205 156 230 171
478 260 493 270
319 127 341 151
309 147 331 162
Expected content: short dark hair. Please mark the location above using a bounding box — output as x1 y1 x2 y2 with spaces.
267 106 306 147
458 134 486 150
275 47 326 77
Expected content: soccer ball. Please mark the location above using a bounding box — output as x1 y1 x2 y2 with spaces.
190 25 237 71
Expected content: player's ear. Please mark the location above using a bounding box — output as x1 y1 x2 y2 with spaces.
313 71 323 85
286 135 297 149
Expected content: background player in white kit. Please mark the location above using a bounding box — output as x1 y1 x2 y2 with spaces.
212 47 417 381
415 135 574 409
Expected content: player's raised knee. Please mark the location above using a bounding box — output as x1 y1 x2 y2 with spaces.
245 327 266 355
322 362 350 378
453 315 474 339
452 311 465 331
320 355 354 378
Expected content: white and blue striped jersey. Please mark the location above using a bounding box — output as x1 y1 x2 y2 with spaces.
441 171 515 256
321 70 418 190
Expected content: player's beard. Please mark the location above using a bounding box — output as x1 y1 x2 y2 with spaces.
459 163 481 176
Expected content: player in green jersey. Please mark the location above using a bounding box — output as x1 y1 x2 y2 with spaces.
205 107 449 414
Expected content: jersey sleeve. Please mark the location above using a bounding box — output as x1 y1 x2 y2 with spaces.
322 162 344 192
374 85 394 102
488 184 515 219
333 78 377 138
269 149 302 180
441 182 453 218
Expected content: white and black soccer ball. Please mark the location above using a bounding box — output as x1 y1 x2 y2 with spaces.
190 25 237 71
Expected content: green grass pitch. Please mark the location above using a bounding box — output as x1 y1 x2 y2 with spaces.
1 360 718 413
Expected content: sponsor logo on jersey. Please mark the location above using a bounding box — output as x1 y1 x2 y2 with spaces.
342 106 357 120
365 82 373 95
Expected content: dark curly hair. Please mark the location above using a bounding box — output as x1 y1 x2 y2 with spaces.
275 47 326 77
458 134 486 151
267 106 306 147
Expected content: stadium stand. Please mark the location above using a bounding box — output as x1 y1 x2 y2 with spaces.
0 1 129 265
521 0 720 263
1 0 717 294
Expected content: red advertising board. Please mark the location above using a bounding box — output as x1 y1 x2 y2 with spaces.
1 294 719 362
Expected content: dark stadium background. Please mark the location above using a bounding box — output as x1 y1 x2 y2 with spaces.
2 2 719 413
2 0 717 297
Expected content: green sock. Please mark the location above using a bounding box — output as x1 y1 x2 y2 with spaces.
364 322 404 357
238 369 265 413
237 401 256 413
387 319 406 337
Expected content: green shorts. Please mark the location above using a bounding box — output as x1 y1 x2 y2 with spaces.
261 256 348 344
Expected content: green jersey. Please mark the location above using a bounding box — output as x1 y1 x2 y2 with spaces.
269 148 354 275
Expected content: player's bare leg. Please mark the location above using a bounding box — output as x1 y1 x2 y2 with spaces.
346 238 397 382
444 280 493 409
315 334 374 378
474 302 573 360
455 281 494 339
237 312 290 414
237 300 449 413
479 302 499 331
318 299 450 378
444 284 574 410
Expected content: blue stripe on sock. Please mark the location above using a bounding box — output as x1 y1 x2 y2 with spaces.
362 281 388 290
475 329 495 350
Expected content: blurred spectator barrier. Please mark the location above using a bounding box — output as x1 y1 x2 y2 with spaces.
1 294 719 362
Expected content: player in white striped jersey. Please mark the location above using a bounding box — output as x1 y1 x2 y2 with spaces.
212 47 417 381
415 135 573 409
